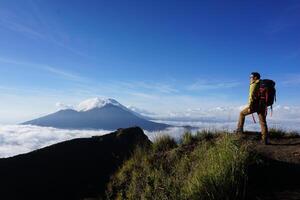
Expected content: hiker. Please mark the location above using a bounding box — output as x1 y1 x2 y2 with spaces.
236 72 269 144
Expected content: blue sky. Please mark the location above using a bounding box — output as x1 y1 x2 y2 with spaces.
0 0 300 123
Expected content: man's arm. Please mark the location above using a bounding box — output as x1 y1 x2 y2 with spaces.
248 82 259 111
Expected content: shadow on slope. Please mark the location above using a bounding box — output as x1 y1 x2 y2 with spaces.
248 156 300 200
242 130 300 199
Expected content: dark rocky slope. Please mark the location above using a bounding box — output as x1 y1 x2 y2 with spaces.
0 127 151 200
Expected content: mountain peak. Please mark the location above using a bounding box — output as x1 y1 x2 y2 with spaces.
23 97 170 131
76 97 122 112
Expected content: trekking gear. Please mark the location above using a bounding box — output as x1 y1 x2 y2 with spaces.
250 79 276 124
259 79 276 107
251 113 256 123
258 79 276 116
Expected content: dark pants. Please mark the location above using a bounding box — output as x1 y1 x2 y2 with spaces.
237 106 268 140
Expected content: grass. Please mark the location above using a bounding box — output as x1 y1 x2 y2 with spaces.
180 131 195 146
152 134 177 152
104 128 300 200
183 135 249 200
269 128 300 139
105 131 250 200
180 129 221 146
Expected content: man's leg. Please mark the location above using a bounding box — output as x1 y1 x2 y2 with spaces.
237 107 253 133
258 111 269 144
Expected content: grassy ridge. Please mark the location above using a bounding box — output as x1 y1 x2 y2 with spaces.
105 131 250 200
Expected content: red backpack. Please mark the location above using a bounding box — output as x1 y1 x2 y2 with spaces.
259 79 276 108
257 79 277 116
252 79 276 123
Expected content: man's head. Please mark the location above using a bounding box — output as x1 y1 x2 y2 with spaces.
250 72 261 81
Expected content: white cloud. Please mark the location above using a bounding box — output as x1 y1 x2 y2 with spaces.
76 97 125 112
55 102 74 110
115 81 179 94
127 106 156 116
149 106 243 122
0 56 87 82
144 127 191 142
147 104 300 123
0 125 111 158
0 15 45 39
148 104 300 136
0 9 88 58
0 111 299 158
0 125 215 158
0 125 188 158
186 80 240 91
43 66 87 82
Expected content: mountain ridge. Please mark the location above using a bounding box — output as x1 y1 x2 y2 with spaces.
23 99 170 131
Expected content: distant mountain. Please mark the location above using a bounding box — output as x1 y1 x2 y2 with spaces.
0 127 151 200
23 98 170 131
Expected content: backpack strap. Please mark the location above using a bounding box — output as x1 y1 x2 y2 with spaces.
251 113 256 123
270 105 273 117
266 91 268 103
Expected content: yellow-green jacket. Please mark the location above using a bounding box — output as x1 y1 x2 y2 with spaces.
249 79 260 109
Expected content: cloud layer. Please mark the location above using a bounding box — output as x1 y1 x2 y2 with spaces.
0 125 111 158
1 113 300 159
0 125 196 158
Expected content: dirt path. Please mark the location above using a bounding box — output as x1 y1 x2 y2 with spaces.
252 138 300 164
242 132 300 200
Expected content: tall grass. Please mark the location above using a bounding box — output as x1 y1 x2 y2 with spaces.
184 135 248 200
152 134 177 152
269 128 300 138
106 132 250 200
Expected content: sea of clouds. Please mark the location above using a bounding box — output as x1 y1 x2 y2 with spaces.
0 124 230 158
0 125 112 158
1 113 299 158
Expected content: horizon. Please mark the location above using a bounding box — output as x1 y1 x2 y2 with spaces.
0 0 300 126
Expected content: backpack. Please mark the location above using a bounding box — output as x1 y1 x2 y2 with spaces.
252 79 276 123
258 79 276 115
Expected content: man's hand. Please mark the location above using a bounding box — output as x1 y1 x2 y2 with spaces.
248 108 251 113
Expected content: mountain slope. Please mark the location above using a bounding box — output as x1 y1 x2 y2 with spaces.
0 127 151 200
23 98 170 131
106 130 300 200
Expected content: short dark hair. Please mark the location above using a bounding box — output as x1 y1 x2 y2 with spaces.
251 72 261 79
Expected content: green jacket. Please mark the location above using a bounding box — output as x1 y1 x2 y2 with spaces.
249 79 260 109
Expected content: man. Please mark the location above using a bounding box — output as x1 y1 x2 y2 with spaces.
236 72 269 144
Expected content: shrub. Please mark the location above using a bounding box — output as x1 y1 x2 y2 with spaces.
106 132 249 200
152 135 177 152
195 129 216 141
269 128 300 138
269 128 286 139
285 131 300 138
183 134 248 200
180 131 196 146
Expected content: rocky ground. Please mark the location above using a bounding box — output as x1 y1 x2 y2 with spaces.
242 132 300 200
